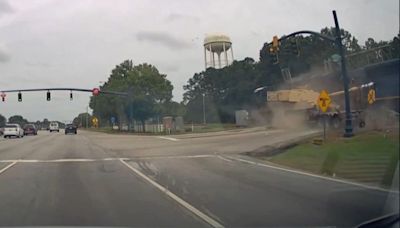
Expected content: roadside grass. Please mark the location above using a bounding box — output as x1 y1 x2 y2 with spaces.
265 130 399 187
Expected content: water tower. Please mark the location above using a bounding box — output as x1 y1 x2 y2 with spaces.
204 34 234 69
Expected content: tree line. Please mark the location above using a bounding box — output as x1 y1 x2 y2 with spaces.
86 27 399 127
0 114 64 129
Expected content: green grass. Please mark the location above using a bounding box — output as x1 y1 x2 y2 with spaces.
267 130 399 187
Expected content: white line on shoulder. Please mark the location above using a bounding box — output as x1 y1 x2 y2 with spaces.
225 156 398 193
119 159 224 228
157 136 180 141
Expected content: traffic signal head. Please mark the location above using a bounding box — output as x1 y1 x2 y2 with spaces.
269 50 279 65
18 92 22 102
47 91 51 101
272 36 279 49
1 92 5 102
92 88 100 96
290 39 299 56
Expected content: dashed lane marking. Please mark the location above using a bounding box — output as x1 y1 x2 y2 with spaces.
119 158 224 228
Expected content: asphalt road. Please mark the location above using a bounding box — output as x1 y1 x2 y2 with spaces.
0 129 398 227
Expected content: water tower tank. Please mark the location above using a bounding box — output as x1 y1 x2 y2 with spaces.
204 34 234 69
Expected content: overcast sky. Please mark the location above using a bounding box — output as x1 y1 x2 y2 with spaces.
0 0 398 122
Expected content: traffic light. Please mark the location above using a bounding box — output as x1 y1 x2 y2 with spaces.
92 88 100 96
70 91 73 100
272 36 279 50
1 93 5 102
18 92 22 102
269 47 279 65
46 91 51 101
290 39 300 56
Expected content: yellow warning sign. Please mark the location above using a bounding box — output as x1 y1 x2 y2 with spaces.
318 90 331 113
368 89 376 104
92 117 99 127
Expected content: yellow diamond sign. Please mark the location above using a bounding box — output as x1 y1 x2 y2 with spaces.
92 117 99 127
368 89 376 104
318 90 331 113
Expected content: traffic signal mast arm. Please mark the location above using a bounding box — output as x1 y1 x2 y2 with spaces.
267 30 336 47
0 88 128 97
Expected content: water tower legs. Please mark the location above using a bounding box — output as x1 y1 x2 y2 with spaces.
223 42 228 66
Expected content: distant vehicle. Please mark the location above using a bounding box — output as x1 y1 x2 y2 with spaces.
0 127 3 136
65 124 77 135
23 124 38 136
3 124 24 138
49 122 60 132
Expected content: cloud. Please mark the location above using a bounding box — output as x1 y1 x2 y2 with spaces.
166 13 200 23
0 0 13 16
136 31 193 50
0 45 10 62
24 61 53 68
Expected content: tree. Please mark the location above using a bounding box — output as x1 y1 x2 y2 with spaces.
72 113 92 128
90 60 173 131
390 33 400 59
8 115 28 126
183 58 263 123
0 114 6 127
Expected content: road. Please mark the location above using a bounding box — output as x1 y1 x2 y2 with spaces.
0 129 398 227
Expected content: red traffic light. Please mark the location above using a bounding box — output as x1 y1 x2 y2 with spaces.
1 92 5 102
92 88 100 96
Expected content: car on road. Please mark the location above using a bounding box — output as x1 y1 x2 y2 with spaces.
65 124 77 134
49 122 60 132
23 124 38 136
0 127 3 136
3 124 24 138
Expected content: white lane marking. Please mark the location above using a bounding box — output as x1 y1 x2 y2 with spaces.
0 158 128 163
0 156 214 163
216 155 233 163
119 159 224 228
0 161 17 175
225 156 398 194
158 136 180 142
132 154 215 160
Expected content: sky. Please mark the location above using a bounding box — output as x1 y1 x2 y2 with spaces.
0 0 399 122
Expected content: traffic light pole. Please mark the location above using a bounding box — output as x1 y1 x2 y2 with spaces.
333 10 353 137
265 10 354 137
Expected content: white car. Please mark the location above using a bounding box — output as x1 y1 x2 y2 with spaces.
3 124 24 138
49 122 60 132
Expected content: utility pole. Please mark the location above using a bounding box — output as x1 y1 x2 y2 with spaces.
202 93 206 125
333 10 353 137
86 106 89 128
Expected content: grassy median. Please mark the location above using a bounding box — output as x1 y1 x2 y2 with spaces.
265 130 399 187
